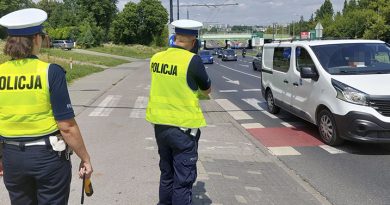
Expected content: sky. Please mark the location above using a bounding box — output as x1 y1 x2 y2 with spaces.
117 0 345 26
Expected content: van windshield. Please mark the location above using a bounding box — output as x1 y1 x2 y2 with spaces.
311 43 390 75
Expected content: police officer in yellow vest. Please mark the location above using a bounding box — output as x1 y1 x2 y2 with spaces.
0 8 93 204
146 19 211 205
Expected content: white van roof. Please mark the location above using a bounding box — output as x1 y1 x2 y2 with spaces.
264 39 384 47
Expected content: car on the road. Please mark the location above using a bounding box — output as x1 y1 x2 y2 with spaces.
252 51 262 71
51 39 74 50
222 49 237 61
199 50 214 64
217 48 224 58
261 39 390 145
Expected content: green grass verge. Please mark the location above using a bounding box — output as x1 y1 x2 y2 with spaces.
38 55 104 83
88 44 166 59
0 50 104 84
41 48 130 67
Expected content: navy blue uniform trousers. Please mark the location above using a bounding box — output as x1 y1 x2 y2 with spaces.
2 143 71 205
154 125 200 205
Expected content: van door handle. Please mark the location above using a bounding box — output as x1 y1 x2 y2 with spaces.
283 80 289 84
293 82 299 86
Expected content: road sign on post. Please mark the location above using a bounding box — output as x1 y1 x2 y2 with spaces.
315 22 323 39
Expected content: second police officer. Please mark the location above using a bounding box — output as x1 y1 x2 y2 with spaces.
0 8 93 204
146 19 211 205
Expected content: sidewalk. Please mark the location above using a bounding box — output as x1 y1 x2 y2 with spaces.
0 60 331 205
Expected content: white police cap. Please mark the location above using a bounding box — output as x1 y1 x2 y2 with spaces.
171 19 203 36
0 8 47 36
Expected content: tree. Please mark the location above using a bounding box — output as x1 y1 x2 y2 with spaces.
76 0 118 40
136 0 168 45
0 0 34 38
110 2 138 44
315 0 334 20
110 0 168 45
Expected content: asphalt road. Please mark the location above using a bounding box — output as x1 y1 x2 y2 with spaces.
208 54 390 205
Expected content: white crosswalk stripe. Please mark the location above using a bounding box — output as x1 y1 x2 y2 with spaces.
89 95 122 117
242 98 264 111
319 145 346 154
129 96 148 118
215 99 240 111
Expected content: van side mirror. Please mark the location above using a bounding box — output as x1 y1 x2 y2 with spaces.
300 67 318 79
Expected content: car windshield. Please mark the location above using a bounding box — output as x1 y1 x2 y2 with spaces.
200 51 211 56
65 40 73 43
224 50 235 55
311 43 390 75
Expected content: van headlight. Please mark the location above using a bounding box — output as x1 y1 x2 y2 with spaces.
331 79 367 106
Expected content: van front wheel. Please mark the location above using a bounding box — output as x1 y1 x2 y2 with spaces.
317 109 344 146
266 90 280 114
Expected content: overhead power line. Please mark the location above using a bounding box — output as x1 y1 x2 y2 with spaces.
180 3 239 8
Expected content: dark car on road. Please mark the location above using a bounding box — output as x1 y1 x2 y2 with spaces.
252 51 262 71
217 48 224 58
222 49 237 61
199 50 214 64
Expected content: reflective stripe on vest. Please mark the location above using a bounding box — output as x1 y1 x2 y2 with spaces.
146 48 207 128
0 59 58 138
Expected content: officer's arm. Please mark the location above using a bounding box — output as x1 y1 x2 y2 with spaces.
189 55 211 96
48 64 92 178
57 118 93 178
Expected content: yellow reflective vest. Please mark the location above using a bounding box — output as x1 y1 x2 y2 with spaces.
0 58 58 138
146 47 207 128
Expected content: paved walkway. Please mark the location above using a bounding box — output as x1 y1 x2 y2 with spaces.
0 55 332 205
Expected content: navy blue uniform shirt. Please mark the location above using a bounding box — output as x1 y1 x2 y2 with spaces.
172 46 211 91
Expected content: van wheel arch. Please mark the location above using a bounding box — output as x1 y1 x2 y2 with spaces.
316 106 344 146
265 88 280 114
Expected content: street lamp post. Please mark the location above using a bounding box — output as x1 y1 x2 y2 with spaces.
169 0 173 23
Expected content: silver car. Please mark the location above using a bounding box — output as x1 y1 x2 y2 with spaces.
51 40 74 50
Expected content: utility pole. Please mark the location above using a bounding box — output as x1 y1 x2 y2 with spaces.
169 0 173 23
177 0 179 20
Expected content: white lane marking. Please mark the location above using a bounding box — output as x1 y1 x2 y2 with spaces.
215 99 240 111
208 172 223 176
145 146 155 150
235 195 248 204
243 89 261 92
144 85 150 90
241 123 264 129
239 64 249 67
281 122 294 127
89 95 122 116
247 171 262 175
244 186 262 191
242 98 264 111
262 111 278 119
228 111 253 120
219 90 238 93
224 175 239 180
222 76 240 85
218 63 261 79
129 96 148 118
319 145 346 154
206 145 239 150
268 147 301 156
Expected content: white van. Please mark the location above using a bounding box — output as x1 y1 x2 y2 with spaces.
261 40 390 145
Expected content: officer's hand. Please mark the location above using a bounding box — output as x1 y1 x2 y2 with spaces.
0 159 3 176
79 160 93 179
